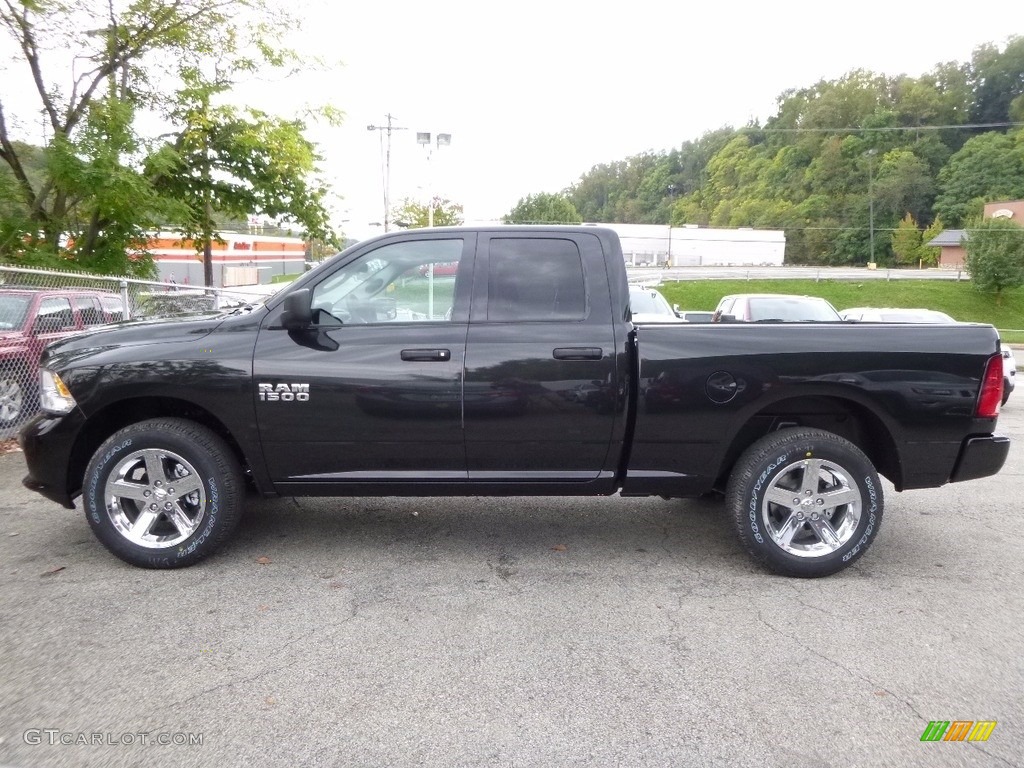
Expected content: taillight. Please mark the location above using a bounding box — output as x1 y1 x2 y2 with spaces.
976 354 1004 418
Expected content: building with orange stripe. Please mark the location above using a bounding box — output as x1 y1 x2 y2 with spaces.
139 231 308 287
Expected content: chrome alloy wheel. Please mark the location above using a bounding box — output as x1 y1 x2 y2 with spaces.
761 457 863 558
0 377 24 424
104 448 206 548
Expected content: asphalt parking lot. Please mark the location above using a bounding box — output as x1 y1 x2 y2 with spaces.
1 409 1021 768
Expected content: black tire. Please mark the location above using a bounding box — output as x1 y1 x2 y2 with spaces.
83 418 244 568
726 427 883 577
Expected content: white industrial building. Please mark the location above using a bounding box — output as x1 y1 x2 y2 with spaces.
587 223 786 267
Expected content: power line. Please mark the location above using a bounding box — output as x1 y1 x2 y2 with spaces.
755 121 1024 133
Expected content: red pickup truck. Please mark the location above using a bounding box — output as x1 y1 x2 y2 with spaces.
0 288 123 426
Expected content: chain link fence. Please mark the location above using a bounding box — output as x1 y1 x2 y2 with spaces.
0 265 281 435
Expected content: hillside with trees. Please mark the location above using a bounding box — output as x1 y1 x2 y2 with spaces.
515 37 1024 266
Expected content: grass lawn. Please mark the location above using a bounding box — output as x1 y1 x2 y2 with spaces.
656 279 1024 342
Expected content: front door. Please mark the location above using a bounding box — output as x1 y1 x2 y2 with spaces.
254 234 475 487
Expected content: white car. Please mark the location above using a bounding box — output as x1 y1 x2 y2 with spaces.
840 307 956 323
840 306 1015 405
1002 344 1016 405
629 285 684 323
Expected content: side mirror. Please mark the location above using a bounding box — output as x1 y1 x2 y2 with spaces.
717 314 737 324
280 288 313 329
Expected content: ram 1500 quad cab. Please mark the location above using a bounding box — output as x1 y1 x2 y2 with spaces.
20 226 1010 577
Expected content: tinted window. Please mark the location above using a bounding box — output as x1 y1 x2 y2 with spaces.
487 238 585 321
312 239 464 323
35 297 74 331
100 296 125 321
75 296 104 325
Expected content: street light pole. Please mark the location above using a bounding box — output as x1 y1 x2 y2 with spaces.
417 131 452 227
367 114 407 232
867 149 877 265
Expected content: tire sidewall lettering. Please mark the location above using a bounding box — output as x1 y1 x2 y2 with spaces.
86 438 132 524
842 475 878 562
177 477 219 560
748 453 789 545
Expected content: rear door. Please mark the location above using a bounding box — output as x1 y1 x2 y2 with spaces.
463 232 618 484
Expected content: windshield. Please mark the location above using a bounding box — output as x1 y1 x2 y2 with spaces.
748 297 840 322
630 288 674 316
0 295 31 330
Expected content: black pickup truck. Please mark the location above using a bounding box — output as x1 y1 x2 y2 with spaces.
19 226 1010 577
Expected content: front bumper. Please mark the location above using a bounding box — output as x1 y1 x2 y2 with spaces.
18 410 86 509
950 434 1011 483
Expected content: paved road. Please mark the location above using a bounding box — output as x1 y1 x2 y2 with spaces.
0 409 1021 768
626 265 970 283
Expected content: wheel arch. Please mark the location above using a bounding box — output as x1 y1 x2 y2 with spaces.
717 394 902 491
68 397 260 499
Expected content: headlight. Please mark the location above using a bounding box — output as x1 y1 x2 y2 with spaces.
38 369 77 415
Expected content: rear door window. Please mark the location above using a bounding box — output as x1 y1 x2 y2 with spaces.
486 238 586 322
75 296 104 326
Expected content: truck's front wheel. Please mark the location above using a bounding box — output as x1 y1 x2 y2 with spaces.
726 428 883 577
83 418 244 568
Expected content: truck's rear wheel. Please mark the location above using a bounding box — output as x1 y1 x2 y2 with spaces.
726 428 883 577
83 418 244 568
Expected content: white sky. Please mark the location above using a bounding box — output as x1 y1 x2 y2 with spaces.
2 0 1021 240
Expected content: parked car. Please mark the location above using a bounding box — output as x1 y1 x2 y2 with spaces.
419 261 459 277
712 293 843 322
677 310 714 323
1001 344 1016 405
840 307 956 323
0 288 123 425
628 285 684 323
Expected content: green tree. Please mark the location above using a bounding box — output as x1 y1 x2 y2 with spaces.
964 218 1024 302
891 214 923 266
873 150 935 224
392 197 464 229
969 36 1024 125
934 131 1024 226
0 0 336 279
147 67 335 285
919 216 945 267
503 193 581 224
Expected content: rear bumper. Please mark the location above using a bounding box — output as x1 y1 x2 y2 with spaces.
950 434 1010 483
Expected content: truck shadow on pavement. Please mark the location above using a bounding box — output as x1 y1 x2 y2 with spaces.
226 493 748 576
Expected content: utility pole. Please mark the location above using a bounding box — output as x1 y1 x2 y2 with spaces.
367 114 407 232
867 149 877 266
